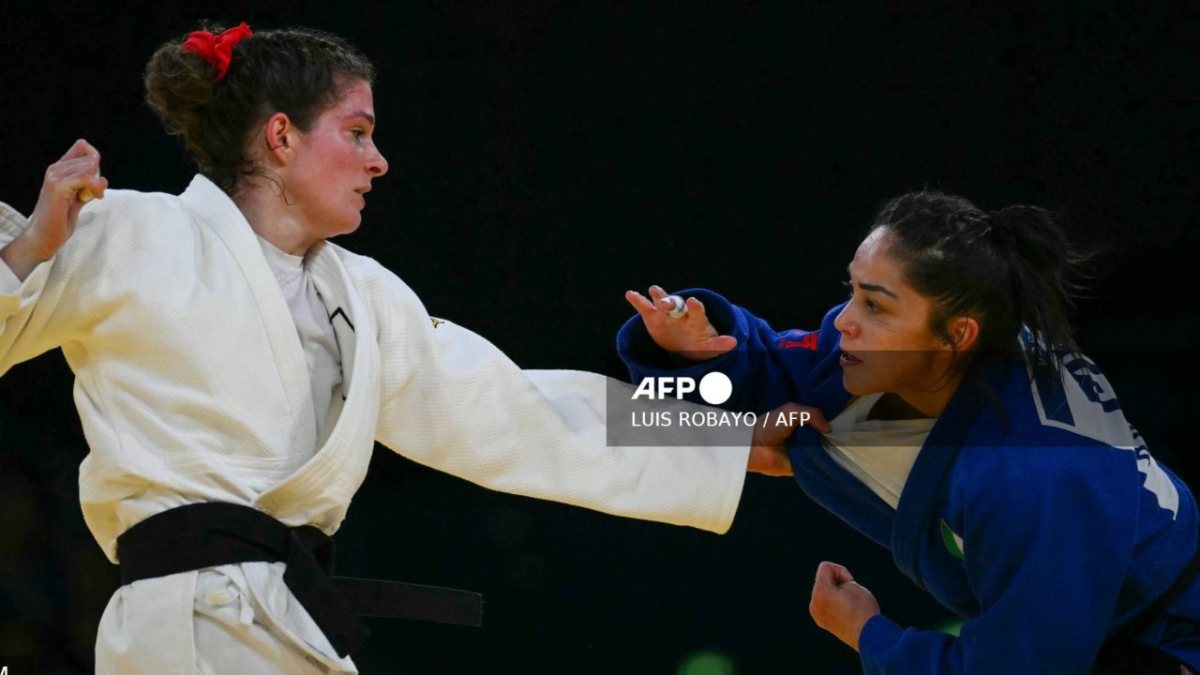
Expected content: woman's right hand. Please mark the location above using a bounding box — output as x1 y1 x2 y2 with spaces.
747 402 831 476
625 284 737 360
2 140 107 280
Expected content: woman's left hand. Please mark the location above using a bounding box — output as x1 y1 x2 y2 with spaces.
809 561 881 651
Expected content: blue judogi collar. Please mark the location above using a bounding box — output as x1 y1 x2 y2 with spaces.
889 365 993 588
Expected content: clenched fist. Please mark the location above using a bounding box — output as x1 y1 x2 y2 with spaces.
1 139 108 280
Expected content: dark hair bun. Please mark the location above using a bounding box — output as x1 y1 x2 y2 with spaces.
144 26 224 170
989 205 1071 277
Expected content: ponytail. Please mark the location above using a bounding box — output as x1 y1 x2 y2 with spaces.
987 205 1092 370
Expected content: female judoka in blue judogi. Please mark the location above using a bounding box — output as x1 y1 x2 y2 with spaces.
618 192 1200 674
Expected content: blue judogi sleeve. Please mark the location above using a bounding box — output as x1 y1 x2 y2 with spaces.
618 289 890 546
858 443 1141 674
616 288 845 414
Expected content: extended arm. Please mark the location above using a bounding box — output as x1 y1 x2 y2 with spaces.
367 270 774 534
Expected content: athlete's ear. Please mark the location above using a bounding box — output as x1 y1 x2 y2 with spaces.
262 112 295 163
943 316 980 352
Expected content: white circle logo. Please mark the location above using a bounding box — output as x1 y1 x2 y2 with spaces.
698 372 733 405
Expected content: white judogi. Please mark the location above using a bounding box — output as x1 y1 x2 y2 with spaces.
0 176 750 673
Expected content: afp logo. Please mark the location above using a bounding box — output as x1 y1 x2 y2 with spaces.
631 372 733 406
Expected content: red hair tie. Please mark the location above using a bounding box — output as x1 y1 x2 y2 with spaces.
182 22 254 81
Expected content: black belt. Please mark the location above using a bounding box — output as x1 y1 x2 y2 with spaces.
116 502 483 658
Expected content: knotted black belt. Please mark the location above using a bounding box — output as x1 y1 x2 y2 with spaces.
116 502 483 658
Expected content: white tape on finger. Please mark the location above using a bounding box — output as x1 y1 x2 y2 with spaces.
665 295 688 319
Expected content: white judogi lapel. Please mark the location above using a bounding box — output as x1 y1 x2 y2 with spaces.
256 244 380 531
178 178 318 441
177 176 380 531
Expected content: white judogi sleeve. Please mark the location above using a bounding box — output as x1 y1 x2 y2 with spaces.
349 256 751 534
0 202 77 368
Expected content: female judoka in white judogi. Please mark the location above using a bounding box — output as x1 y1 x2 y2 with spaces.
0 24 793 673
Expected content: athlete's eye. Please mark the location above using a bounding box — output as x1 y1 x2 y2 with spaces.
843 281 881 313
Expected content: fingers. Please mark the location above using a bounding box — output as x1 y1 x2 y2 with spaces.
625 289 656 316
814 561 854 587
746 445 793 477
809 563 879 651
772 402 831 434
60 141 104 203
640 288 711 326
627 287 699 319
626 286 691 324
698 334 738 354
49 155 101 180
59 138 100 162
831 564 854 585
23 141 107 262
75 175 108 204
752 401 829 449
808 409 830 434
657 294 685 316
45 149 107 203
807 403 830 433
626 285 736 360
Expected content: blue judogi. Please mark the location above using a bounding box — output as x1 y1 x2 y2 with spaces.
618 289 1200 673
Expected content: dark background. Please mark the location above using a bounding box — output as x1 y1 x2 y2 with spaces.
1 2 1196 673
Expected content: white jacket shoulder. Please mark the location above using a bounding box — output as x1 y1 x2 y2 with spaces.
324 242 426 312
53 188 200 269
74 188 188 234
